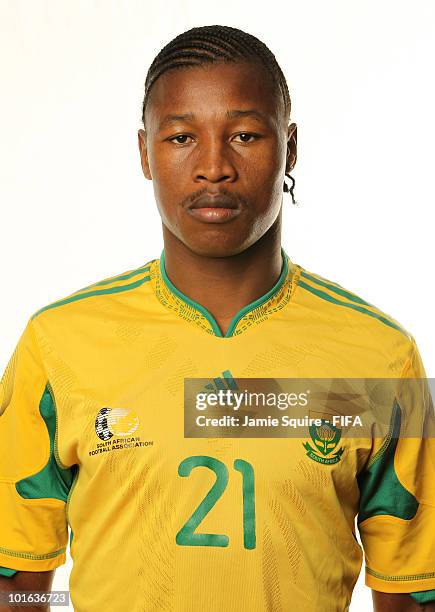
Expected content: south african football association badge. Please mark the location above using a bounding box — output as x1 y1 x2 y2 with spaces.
303 419 344 464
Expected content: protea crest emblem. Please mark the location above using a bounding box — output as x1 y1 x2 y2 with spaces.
303 419 344 464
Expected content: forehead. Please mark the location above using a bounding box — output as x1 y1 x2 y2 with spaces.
145 61 283 126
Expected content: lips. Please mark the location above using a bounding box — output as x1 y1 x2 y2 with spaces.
186 193 242 224
187 193 242 223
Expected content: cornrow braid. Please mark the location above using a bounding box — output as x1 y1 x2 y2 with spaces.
141 25 291 127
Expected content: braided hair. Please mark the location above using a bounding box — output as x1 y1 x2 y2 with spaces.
141 25 296 203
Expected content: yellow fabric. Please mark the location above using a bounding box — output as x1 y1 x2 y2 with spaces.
0 249 433 611
0 320 68 570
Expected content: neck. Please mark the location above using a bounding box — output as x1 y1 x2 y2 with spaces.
161 216 283 336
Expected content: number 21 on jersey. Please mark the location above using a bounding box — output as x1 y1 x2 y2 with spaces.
176 455 256 550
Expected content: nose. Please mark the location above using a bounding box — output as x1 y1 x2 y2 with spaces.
193 137 238 184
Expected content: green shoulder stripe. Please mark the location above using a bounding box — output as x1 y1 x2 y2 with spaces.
298 280 408 336
32 272 151 319
73 260 155 294
300 271 373 307
300 270 404 331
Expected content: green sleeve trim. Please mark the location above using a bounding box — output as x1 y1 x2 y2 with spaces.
0 566 18 577
367 567 435 581
0 546 65 561
409 590 435 604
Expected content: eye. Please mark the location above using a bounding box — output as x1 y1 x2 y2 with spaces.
168 134 194 145
233 133 260 144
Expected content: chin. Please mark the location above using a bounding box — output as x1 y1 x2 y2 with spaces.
183 235 252 259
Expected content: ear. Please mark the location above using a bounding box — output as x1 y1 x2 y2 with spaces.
138 129 152 180
285 123 297 173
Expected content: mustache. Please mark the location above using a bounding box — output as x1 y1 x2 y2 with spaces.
179 187 249 209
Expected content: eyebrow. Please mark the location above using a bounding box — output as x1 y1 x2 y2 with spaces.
158 109 268 130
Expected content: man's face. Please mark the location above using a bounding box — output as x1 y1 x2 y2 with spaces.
138 61 296 257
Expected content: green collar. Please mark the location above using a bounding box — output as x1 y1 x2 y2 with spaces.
156 247 291 338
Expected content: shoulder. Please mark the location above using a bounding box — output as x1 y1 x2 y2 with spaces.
292 263 418 374
30 257 158 325
295 263 411 336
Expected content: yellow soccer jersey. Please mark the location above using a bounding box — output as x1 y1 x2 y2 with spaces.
0 247 434 611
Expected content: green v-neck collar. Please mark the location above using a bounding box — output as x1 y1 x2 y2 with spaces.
150 246 297 338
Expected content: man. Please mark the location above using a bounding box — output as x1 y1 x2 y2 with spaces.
0 25 434 612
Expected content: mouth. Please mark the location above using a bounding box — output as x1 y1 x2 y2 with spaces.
186 194 242 224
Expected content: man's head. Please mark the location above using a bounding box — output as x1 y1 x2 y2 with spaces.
138 25 297 257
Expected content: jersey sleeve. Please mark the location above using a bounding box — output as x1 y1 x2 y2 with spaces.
0 317 75 573
357 336 435 596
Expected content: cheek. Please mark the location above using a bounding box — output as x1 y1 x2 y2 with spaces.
268 137 287 178
148 144 173 182
248 139 286 183
147 146 180 210
246 144 286 208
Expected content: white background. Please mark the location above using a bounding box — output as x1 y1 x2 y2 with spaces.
1 1 434 610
